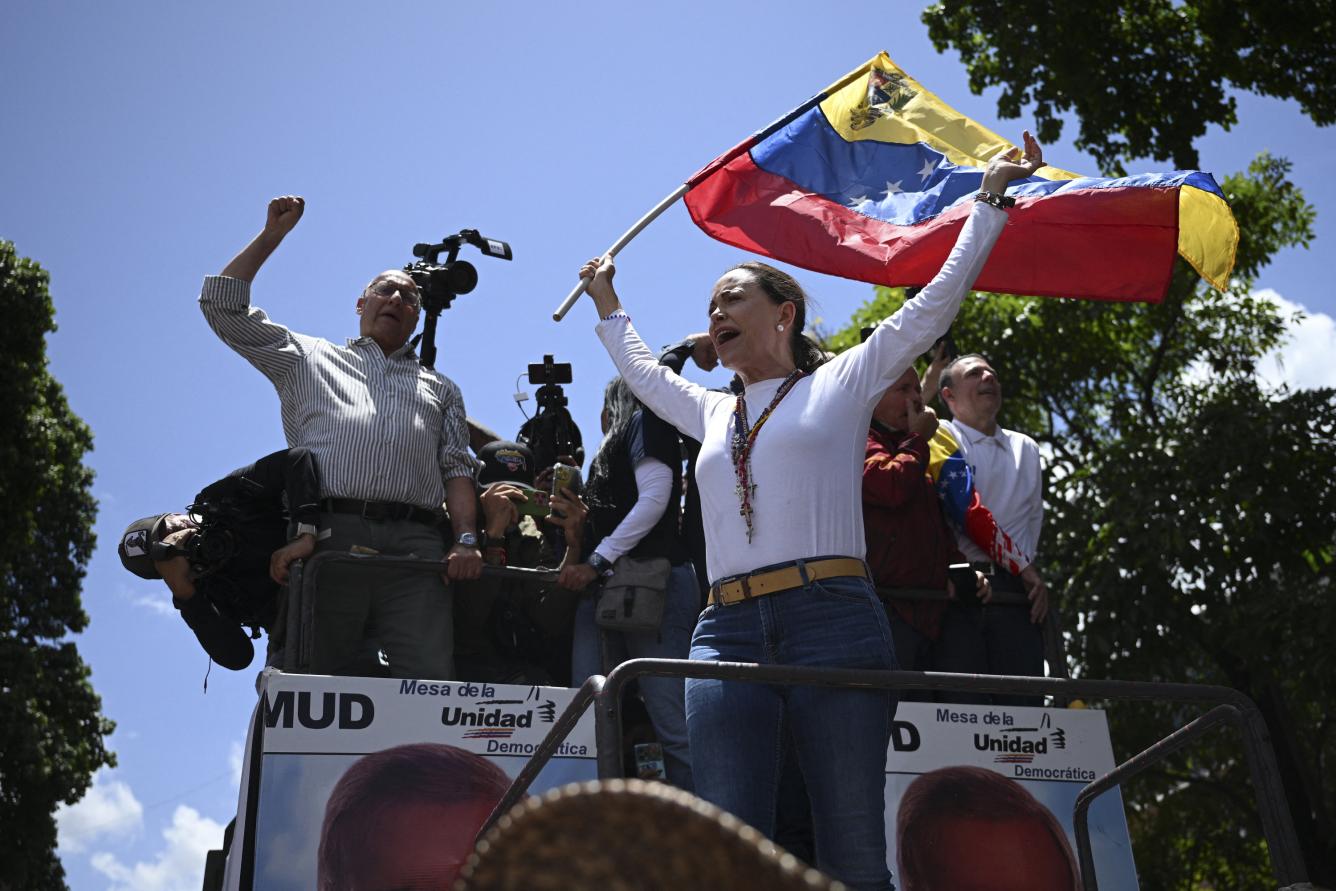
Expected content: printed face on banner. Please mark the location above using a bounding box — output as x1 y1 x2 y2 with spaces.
341 798 497 890
925 815 1075 891
227 674 598 891
883 702 1138 889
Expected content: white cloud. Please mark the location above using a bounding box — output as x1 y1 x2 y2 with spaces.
229 740 245 787
57 770 144 855
90 805 224 891
1255 289 1336 391
117 581 176 618
132 594 177 617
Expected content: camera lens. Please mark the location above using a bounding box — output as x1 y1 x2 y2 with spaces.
436 261 478 295
196 529 238 565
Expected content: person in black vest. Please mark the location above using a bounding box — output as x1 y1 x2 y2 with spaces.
557 377 696 791
452 440 582 686
656 334 723 610
118 448 320 670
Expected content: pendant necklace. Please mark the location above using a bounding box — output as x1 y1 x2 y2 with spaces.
731 368 806 542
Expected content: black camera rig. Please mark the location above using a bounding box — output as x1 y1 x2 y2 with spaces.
519 354 581 473
179 499 246 579
404 229 513 369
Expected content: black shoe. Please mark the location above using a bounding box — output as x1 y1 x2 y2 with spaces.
177 596 255 670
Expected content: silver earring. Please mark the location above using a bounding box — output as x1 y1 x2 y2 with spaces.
776 323 785 332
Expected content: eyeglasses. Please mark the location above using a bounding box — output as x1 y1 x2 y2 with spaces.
363 280 421 309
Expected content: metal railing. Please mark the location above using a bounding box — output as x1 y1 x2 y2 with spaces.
881 584 1071 690
277 556 1303 887
481 658 1309 890
282 555 1065 674
1073 704 1241 890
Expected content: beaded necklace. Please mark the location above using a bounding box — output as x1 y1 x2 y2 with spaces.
731 368 806 542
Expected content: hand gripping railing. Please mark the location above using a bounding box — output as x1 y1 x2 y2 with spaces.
484 659 1309 888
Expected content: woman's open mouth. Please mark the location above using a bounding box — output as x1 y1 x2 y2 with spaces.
713 327 740 348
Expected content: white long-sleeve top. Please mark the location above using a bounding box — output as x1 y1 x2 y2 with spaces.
592 459 674 564
597 202 1009 584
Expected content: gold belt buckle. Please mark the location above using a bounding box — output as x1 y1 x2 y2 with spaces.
738 575 753 601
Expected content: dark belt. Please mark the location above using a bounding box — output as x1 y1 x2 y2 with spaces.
708 556 869 607
320 498 443 527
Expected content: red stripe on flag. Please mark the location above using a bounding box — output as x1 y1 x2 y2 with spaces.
684 152 1181 303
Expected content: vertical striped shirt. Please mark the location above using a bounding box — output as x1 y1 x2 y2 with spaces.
200 275 475 510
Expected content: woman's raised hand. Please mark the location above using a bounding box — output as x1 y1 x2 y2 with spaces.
580 255 622 317
979 130 1044 194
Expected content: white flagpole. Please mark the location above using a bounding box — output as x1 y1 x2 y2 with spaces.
551 55 877 322
551 184 690 321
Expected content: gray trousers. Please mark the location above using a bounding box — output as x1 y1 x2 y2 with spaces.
309 512 453 680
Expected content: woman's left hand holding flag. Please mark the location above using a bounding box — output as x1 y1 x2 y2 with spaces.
980 130 1045 194
581 255 623 318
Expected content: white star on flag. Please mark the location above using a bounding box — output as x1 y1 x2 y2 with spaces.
845 192 874 211
917 158 937 181
882 180 904 198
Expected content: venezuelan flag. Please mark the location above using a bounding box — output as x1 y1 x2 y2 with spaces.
684 53 1238 303
927 426 1029 575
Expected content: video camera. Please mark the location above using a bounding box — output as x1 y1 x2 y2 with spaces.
518 355 582 475
177 500 246 579
404 229 513 369
170 497 283 631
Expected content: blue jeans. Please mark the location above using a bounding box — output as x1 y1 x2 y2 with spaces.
572 561 697 791
686 573 897 891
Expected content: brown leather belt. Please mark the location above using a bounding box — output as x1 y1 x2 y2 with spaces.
708 557 869 607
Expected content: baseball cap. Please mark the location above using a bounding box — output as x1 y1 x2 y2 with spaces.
118 514 172 579
477 441 536 487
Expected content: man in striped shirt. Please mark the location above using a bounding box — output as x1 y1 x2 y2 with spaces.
200 195 481 680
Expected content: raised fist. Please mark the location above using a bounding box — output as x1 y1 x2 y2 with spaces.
264 195 305 238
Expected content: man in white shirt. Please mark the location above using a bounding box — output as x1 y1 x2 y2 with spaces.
936 354 1049 705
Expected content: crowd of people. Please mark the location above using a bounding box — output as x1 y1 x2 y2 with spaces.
118 132 1057 891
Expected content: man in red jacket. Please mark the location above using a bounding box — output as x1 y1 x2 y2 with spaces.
864 366 990 686
865 359 1040 699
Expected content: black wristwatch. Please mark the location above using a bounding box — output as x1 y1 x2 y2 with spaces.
974 190 1016 209
455 532 480 548
587 552 614 576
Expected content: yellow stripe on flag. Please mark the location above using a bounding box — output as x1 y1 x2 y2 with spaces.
820 53 1079 180
1178 185 1239 291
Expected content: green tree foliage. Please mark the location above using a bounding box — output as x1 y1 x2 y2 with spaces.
921 0 1336 173
823 156 1334 885
0 242 114 890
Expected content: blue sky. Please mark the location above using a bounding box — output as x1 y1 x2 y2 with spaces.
4 2 1333 888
